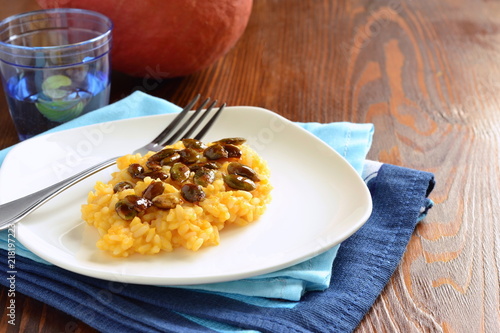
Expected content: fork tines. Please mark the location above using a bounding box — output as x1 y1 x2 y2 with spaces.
152 95 226 148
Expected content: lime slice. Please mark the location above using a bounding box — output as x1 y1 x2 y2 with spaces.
36 100 85 123
41 75 72 99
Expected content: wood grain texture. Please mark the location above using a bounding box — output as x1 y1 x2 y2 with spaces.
1 0 499 332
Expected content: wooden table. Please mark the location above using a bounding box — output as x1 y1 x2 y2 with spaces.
1 0 499 332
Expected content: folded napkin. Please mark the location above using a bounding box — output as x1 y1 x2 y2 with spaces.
0 92 435 332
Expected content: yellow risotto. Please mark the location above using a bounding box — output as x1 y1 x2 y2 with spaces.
81 138 272 257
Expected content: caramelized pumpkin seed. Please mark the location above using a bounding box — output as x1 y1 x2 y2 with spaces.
115 200 136 220
160 152 181 166
189 161 220 172
128 163 145 179
182 138 206 150
142 182 165 200
179 148 201 164
149 148 178 162
223 144 242 158
141 170 169 181
193 168 216 187
124 195 152 212
227 162 260 182
204 144 228 160
223 174 256 191
215 137 246 145
170 163 190 182
145 160 162 171
113 181 134 193
181 184 206 202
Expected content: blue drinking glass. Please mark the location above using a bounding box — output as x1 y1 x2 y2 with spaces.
0 8 113 140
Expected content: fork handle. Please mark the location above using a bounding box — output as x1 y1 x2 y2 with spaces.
0 156 118 230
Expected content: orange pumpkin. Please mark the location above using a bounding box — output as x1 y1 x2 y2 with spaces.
37 0 253 78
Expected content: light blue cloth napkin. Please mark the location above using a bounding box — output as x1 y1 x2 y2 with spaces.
0 91 374 301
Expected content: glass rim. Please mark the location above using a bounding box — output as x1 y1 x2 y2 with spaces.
0 8 113 52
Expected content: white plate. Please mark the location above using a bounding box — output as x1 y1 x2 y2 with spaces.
0 107 372 285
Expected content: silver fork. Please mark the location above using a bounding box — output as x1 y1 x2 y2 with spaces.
0 95 225 230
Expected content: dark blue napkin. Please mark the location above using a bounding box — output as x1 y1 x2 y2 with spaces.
0 160 434 332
